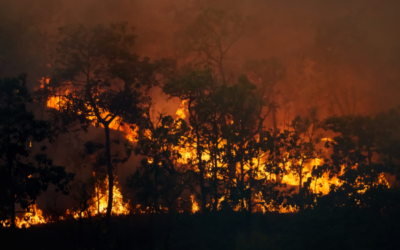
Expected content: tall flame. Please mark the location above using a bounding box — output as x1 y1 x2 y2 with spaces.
40 81 391 216
71 176 130 219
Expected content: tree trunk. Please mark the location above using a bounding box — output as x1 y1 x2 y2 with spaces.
97 179 100 214
240 144 245 211
9 159 16 229
153 159 159 212
298 160 304 209
213 150 219 211
247 170 253 215
227 141 236 180
104 126 114 224
219 59 226 84
212 118 219 211
271 92 278 136
195 128 207 212
299 166 303 194
10 191 16 229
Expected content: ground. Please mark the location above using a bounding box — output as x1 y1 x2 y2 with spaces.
2 209 399 250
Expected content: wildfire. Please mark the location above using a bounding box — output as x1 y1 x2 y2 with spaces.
281 158 342 195
41 77 139 142
2 78 392 229
71 176 130 219
1 204 47 228
168 100 333 213
191 195 200 213
39 81 391 218
1 176 129 228
175 100 187 119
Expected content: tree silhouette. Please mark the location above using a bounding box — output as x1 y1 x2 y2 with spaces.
0 75 73 228
243 57 286 135
176 8 247 83
43 22 159 224
128 112 191 212
164 68 281 213
163 69 209 211
221 75 270 213
316 110 400 210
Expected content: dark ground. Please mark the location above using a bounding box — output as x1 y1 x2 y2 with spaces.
2 208 400 250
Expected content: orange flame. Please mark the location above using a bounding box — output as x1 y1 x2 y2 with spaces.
71 177 130 219
1 204 47 228
40 81 391 216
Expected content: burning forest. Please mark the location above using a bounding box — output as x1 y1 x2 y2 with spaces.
1 0 400 249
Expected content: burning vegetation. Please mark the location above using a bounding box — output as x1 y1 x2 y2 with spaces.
1 1 400 249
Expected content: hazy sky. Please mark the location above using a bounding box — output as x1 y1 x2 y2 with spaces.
2 0 399 117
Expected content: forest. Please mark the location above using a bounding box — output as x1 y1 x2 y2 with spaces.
1 1 400 250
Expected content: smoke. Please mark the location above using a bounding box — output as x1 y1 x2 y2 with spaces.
2 0 400 211
2 0 399 111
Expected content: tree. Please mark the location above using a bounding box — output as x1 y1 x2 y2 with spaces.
164 68 279 214
128 112 191 212
43 22 159 223
221 75 270 213
176 8 247 83
163 68 215 211
317 110 400 210
281 115 327 209
127 112 193 249
164 68 236 211
311 17 374 116
243 57 286 135
0 75 73 228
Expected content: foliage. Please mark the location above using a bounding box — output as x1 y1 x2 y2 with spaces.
128 113 192 212
38 22 161 223
175 8 248 83
0 75 73 228
315 110 400 210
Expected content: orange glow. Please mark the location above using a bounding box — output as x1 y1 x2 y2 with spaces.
40 82 391 216
175 100 187 119
42 78 139 142
1 204 47 228
191 195 200 213
71 177 130 219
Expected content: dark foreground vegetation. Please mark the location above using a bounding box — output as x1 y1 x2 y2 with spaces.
2 204 400 250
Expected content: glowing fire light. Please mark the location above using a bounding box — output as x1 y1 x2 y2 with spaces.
175 100 187 119
191 195 199 213
1 204 47 228
71 176 130 219
1 177 129 228
3 77 389 229
41 77 139 142
39 81 391 216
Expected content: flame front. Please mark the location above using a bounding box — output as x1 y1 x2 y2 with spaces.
34 80 392 220
1 204 47 228
43 77 139 142
71 176 130 219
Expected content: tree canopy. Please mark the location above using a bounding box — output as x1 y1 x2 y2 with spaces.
0 75 73 228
